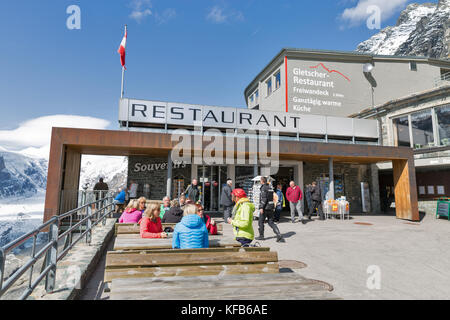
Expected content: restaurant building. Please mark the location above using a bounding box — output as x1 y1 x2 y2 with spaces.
350 84 450 216
42 48 450 223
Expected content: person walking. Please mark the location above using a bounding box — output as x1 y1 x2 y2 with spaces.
305 184 313 217
227 188 254 247
286 181 306 224
274 184 284 222
220 178 234 223
185 178 201 203
256 177 284 243
309 181 325 220
93 178 109 202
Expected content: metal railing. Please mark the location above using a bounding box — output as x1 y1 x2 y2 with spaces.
0 196 115 300
434 72 450 87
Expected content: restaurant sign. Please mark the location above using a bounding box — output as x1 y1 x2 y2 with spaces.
119 98 378 138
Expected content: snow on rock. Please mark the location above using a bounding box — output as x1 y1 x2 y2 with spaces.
0 150 47 199
79 155 128 193
357 1 450 59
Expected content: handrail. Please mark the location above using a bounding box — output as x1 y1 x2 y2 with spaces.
0 195 115 300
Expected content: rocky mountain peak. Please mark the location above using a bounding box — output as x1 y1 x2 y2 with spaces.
356 1 449 59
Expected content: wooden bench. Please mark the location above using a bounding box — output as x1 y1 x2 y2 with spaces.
104 248 279 283
115 222 222 236
113 234 237 251
110 273 340 300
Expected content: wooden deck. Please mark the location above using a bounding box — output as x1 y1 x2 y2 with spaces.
103 222 340 300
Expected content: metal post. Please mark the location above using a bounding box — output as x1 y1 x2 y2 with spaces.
210 166 213 211
167 151 173 198
202 165 205 206
86 205 92 245
45 217 59 293
0 248 5 292
328 158 335 200
253 154 258 177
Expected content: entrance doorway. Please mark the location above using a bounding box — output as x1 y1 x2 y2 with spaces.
198 166 228 212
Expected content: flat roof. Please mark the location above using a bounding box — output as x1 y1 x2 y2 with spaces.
244 48 450 97
349 84 450 118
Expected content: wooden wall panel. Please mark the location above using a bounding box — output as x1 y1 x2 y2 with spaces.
392 158 419 221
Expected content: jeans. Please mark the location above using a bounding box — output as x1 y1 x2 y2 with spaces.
289 201 304 222
258 210 281 238
274 207 282 221
223 205 233 222
236 237 253 247
310 200 324 217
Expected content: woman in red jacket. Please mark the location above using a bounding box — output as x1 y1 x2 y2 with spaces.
139 203 168 239
196 204 218 235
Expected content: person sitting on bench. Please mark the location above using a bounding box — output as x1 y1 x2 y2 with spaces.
196 204 218 235
172 204 209 249
162 199 183 223
118 199 142 224
137 196 147 214
139 203 167 239
113 187 127 213
227 188 255 247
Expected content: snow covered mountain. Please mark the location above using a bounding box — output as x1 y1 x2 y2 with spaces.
357 0 450 59
79 155 128 193
0 149 47 199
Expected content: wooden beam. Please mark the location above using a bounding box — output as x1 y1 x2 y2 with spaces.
106 251 278 268
392 158 419 221
105 263 279 282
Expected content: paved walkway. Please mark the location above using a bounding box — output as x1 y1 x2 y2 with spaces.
80 212 450 300
243 212 450 300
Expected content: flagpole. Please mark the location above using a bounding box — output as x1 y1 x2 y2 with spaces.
120 25 127 99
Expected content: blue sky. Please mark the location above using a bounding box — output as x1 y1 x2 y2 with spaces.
0 0 434 135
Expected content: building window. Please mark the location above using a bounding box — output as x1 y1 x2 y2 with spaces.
250 94 254 103
436 105 450 146
393 116 411 147
274 71 281 90
255 90 259 103
266 78 272 97
410 61 417 71
411 109 434 149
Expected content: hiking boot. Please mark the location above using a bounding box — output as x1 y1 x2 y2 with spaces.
276 235 285 243
301 219 307 225
255 235 265 241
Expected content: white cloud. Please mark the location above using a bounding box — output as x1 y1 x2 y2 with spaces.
155 8 177 25
0 115 110 159
206 5 244 24
340 0 408 26
129 0 153 23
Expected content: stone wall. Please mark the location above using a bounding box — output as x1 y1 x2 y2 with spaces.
127 156 191 200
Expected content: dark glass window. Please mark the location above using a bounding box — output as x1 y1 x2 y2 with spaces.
411 110 434 148
393 116 410 147
275 71 281 90
436 105 450 146
266 79 272 96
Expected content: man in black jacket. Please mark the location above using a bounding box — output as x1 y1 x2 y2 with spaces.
220 178 233 223
309 181 324 220
185 178 201 203
256 176 284 243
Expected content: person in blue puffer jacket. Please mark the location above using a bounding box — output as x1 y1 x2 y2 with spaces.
172 204 209 249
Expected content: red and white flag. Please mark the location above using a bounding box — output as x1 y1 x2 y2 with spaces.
117 28 127 69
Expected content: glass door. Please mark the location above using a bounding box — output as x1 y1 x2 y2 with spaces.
198 166 227 212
